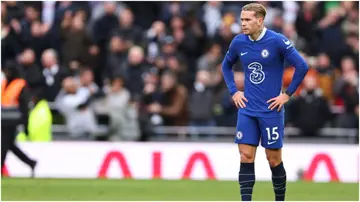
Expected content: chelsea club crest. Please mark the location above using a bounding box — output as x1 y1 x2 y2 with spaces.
261 49 269 58
236 131 243 140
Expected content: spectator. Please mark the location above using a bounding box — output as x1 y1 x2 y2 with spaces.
139 68 160 139
41 1 56 27
197 42 222 72
104 35 128 82
270 13 284 33
145 21 167 62
18 48 43 90
202 1 223 38
295 1 322 55
210 62 226 90
188 70 216 127
287 74 332 136
170 16 200 64
141 68 160 113
282 1 299 24
1 18 21 66
22 20 50 65
161 2 187 24
314 53 339 102
160 35 177 57
344 33 359 68
147 70 188 126
124 2 161 30
92 2 119 48
76 67 99 95
1 2 7 20
158 55 188 87
5 1 24 20
317 7 347 66
19 5 40 40
334 57 359 128
60 11 93 70
41 49 68 101
82 43 101 85
185 11 207 55
90 2 126 23
123 46 149 100
104 76 140 141
112 8 143 46
55 77 98 138
341 5 359 36
213 23 237 55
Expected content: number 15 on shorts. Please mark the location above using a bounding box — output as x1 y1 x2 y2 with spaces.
261 116 284 148
266 127 279 145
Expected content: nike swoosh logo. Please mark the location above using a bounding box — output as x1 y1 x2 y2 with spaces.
268 141 277 145
241 52 248 56
283 39 291 45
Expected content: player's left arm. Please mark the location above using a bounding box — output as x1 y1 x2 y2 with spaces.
222 37 248 108
267 34 309 111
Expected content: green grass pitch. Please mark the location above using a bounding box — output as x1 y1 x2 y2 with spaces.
1 178 359 201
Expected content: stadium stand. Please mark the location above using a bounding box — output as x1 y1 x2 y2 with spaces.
1 1 358 143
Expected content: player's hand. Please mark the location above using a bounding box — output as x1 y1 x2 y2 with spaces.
267 93 290 112
232 91 248 109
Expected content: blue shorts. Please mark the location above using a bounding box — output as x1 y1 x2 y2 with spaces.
234 113 284 149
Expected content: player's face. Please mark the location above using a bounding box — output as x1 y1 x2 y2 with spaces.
240 11 263 35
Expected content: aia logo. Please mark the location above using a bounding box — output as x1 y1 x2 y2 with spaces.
97 151 216 179
303 153 339 181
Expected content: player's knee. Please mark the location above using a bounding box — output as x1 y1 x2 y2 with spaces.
240 150 255 163
266 152 282 167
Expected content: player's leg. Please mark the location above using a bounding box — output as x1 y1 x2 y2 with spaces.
235 113 261 201
1 126 13 169
10 144 37 168
266 148 286 201
259 116 286 201
237 144 257 201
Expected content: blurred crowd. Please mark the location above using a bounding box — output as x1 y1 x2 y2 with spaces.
1 1 359 141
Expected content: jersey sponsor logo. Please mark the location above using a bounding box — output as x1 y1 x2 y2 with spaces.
248 62 265 84
261 49 269 58
236 131 243 140
240 52 248 56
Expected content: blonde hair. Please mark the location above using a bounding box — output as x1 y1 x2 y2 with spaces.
242 3 267 19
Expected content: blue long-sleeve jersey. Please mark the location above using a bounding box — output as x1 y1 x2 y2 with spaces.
222 28 309 118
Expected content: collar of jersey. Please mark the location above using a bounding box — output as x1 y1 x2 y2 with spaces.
248 27 267 42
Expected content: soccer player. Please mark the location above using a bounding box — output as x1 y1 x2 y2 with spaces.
221 3 309 201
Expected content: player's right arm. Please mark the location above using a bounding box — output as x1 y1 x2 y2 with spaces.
221 37 248 108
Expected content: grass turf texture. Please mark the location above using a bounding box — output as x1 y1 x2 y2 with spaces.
1 178 358 201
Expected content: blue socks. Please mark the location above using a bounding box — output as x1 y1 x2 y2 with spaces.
238 161 287 201
271 162 287 201
238 162 255 201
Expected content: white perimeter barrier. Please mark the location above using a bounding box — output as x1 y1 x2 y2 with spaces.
3 142 359 183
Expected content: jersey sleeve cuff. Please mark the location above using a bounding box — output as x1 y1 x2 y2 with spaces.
285 89 293 97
